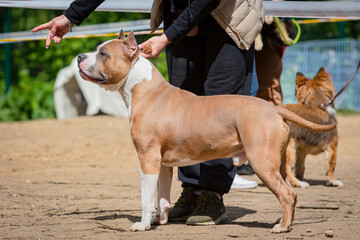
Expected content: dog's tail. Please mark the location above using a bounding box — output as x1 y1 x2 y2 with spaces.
276 106 336 132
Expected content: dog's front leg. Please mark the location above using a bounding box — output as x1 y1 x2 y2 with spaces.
130 165 159 231
152 166 173 225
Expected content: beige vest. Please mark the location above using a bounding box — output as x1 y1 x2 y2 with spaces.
150 0 265 50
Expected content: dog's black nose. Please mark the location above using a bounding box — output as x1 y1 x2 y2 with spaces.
78 54 87 63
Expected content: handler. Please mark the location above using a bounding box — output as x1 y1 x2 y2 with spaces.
32 0 265 226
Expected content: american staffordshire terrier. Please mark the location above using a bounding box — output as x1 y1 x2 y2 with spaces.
77 31 336 233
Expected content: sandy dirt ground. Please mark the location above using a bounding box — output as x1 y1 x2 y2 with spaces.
0 115 359 240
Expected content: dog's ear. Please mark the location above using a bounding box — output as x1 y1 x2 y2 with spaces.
295 72 307 87
314 67 335 98
123 32 139 59
294 72 308 100
314 67 331 82
296 72 305 78
117 30 125 40
317 67 325 74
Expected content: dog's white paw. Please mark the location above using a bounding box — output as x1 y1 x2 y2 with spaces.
299 181 310 188
271 223 291 233
151 214 168 225
327 179 344 187
130 222 150 231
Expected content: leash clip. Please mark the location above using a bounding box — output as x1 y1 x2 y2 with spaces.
320 101 336 116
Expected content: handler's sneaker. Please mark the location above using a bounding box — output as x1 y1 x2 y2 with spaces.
186 190 227 226
168 187 198 222
231 174 258 189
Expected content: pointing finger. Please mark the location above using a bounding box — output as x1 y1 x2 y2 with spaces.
31 22 51 32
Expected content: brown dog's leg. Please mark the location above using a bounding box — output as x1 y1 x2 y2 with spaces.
294 151 307 180
285 139 300 187
245 123 296 233
252 157 297 233
325 138 343 187
292 150 310 188
152 166 173 225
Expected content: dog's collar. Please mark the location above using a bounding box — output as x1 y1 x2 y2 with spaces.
320 104 336 116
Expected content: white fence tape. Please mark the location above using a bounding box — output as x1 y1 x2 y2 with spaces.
0 1 359 18
0 19 157 44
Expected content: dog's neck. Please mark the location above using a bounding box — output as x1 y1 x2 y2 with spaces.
118 55 154 112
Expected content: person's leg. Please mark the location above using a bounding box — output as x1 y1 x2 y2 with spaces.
185 35 256 226
255 45 284 106
165 35 207 191
165 35 210 221
198 35 254 195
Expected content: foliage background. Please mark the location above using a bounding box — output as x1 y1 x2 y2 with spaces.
0 7 359 121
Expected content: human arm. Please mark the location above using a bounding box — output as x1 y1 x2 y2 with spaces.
31 0 104 48
140 0 220 58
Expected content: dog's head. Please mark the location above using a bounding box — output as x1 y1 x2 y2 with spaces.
295 67 335 106
77 30 139 91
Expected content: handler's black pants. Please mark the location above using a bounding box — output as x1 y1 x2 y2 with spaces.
165 16 254 195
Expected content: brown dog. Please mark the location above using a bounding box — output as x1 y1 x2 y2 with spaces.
77 31 336 233
283 67 343 188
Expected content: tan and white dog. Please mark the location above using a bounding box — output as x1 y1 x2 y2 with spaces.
77 31 336 233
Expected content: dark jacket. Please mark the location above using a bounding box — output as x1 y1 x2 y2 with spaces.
64 0 104 26
64 0 220 44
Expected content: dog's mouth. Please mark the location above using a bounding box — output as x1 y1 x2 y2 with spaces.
79 69 108 85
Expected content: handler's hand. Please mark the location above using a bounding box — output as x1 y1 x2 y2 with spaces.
139 34 171 58
31 15 74 48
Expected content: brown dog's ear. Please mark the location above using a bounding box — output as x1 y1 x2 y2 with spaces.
317 67 325 74
117 30 125 40
295 72 307 86
294 72 308 100
314 67 331 82
313 67 335 98
296 72 305 78
123 32 138 59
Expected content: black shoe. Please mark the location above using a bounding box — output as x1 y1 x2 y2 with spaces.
186 190 227 225
168 187 198 222
237 163 255 175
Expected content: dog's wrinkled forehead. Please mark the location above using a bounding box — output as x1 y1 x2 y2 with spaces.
94 33 138 64
96 39 125 57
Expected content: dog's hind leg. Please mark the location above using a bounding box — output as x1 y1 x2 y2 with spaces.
294 150 307 181
251 155 297 233
152 166 173 225
287 142 309 188
325 140 343 187
245 123 297 233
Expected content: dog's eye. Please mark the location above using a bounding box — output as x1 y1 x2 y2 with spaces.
99 51 108 57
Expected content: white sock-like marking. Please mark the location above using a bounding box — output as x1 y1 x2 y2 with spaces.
131 166 159 230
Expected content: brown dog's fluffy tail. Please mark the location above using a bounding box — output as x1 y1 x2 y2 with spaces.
276 106 336 132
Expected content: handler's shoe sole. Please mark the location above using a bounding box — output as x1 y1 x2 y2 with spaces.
186 212 227 226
